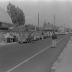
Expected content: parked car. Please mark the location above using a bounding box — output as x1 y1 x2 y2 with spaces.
18 32 29 44
18 30 52 44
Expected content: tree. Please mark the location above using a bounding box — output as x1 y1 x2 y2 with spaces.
7 3 25 26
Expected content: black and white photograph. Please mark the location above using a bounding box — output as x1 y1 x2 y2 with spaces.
0 0 72 72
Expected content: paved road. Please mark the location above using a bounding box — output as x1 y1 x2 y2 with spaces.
0 34 69 72
0 37 52 72
7 35 70 72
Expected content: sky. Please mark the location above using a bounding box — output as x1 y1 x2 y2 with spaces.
0 0 72 28
0 0 72 2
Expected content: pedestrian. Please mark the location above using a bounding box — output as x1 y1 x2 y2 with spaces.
41 32 44 40
51 31 57 48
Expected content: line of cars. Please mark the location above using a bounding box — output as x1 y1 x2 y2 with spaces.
12 30 67 44
18 31 53 44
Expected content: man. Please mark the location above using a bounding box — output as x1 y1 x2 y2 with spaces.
51 31 57 48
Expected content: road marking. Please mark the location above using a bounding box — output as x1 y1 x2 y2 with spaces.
7 37 67 72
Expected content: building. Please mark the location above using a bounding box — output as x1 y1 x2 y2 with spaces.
0 7 14 43
0 7 14 30
43 22 59 31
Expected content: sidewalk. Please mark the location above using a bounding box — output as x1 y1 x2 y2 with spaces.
51 37 72 72
0 42 17 46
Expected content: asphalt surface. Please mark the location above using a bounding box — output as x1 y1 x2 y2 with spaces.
0 34 70 72
0 37 52 72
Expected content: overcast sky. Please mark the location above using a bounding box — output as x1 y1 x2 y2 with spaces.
0 0 72 28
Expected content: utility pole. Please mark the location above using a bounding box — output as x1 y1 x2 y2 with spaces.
64 24 65 33
38 12 39 30
54 15 55 32
54 15 55 26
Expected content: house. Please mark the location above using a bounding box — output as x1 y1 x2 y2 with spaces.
0 7 14 31
0 7 14 29
0 7 15 43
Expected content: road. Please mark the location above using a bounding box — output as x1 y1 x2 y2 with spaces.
0 34 70 72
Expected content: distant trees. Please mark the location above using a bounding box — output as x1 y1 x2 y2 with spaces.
7 3 25 26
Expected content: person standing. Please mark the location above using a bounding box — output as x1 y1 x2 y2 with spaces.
51 31 57 48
